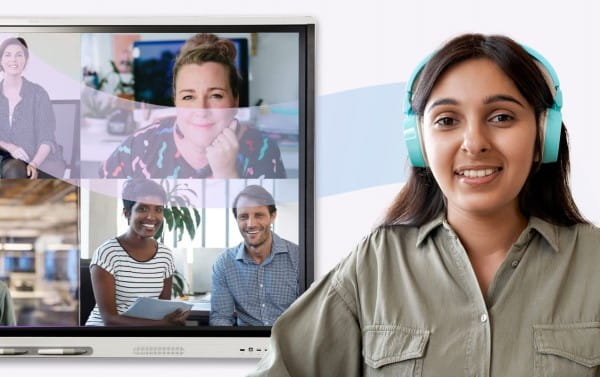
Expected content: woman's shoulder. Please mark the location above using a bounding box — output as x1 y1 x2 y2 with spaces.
333 225 420 276
155 241 173 253
154 242 175 260
117 119 175 156
239 126 278 149
95 238 123 254
128 118 175 142
357 224 420 255
21 77 50 97
572 222 600 246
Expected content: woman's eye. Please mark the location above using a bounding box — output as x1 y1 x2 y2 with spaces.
489 113 514 124
433 117 456 127
210 93 224 100
181 95 193 101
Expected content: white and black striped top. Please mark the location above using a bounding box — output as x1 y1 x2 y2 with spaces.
85 238 175 326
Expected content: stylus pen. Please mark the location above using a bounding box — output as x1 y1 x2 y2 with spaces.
37 348 88 355
0 348 28 355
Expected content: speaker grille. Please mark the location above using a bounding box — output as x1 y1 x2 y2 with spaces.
132 346 185 356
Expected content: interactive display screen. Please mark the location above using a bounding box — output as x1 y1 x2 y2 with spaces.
0 18 314 357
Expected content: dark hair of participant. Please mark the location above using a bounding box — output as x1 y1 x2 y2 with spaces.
383 33 588 227
121 179 168 214
232 185 277 217
172 33 241 100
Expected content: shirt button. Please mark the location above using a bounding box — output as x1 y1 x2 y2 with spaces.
511 260 520 268
260 284 263 288
262 304 265 307
480 314 488 323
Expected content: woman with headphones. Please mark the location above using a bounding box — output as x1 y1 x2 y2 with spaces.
250 34 600 376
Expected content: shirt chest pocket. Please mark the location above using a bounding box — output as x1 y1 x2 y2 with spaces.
534 322 600 377
362 325 430 377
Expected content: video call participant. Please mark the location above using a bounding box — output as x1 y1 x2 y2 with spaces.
100 33 286 179
210 185 299 326
0 281 16 326
86 179 189 326
0 37 65 179
250 34 600 376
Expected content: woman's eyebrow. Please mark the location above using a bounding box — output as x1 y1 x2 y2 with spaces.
426 98 458 113
483 94 524 107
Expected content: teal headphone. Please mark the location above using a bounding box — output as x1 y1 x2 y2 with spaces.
402 45 563 167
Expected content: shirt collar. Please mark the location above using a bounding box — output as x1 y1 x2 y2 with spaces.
416 215 560 253
527 217 560 253
235 232 289 263
416 215 445 248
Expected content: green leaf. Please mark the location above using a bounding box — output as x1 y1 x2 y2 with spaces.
193 208 201 226
154 221 164 241
180 207 196 240
164 208 174 231
174 196 187 208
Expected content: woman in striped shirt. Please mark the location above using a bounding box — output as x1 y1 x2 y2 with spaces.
86 179 189 326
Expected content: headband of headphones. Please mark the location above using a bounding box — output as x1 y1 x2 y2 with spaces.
402 44 563 167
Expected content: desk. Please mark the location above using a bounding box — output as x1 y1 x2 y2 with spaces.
176 296 211 325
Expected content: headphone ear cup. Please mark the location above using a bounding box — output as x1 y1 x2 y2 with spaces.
542 107 562 163
403 113 427 167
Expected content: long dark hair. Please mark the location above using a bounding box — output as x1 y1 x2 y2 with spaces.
383 34 587 227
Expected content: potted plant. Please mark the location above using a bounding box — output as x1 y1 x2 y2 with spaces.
153 179 201 298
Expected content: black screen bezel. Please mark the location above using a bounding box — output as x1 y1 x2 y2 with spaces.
0 21 314 338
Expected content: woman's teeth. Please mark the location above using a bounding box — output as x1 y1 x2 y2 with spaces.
460 168 498 178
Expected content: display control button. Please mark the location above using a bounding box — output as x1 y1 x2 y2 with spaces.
37 348 88 355
0 348 28 355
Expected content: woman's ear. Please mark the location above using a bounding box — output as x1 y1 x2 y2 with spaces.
123 208 131 224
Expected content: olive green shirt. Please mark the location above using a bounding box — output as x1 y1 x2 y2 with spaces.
250 217 600 377
0 281 16 326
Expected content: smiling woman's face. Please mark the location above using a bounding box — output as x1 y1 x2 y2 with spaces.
421 58 537 218
1 43 27 76
125 195 165 239
174 62 238 149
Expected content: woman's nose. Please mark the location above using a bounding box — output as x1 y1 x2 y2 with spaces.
191 100 211 118
461 122 491 156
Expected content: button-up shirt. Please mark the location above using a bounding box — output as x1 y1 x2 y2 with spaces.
210 233 299 326
250 217 600 376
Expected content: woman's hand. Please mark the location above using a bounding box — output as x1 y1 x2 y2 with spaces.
162 308 191 326
206 120 240 178
27 162 38 179
6 143 30 162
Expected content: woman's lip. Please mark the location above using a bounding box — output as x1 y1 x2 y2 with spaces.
454 165 502 173
191 122 215 129
456 169 501 185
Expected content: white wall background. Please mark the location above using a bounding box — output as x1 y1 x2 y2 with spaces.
2 0 599 375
